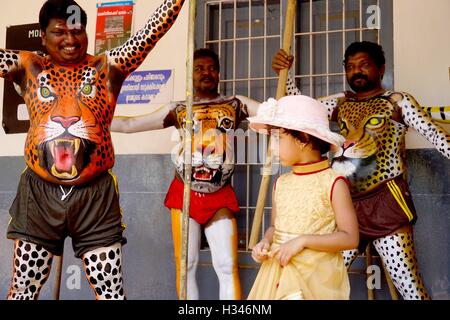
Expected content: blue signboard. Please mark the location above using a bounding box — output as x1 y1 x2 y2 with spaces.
117 70 173 105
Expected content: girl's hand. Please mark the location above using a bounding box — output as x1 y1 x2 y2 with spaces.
270 236 305 267
251 239 271 263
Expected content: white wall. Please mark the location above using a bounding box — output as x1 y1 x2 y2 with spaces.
0 0 188 156
394 0 450 148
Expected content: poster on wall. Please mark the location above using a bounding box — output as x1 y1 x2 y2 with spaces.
2 23 45 134
115 70 174 115
95 1 135 55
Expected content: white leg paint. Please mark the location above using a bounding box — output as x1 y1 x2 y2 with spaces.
205 215 240 300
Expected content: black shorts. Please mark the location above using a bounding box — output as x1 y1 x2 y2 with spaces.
7 168 126 258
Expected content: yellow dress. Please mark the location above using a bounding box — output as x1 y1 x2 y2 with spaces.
248 159 350 300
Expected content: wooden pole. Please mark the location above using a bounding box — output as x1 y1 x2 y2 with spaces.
53 253 63 300
180 0 196 300
365 244 374 300
249 0 297 249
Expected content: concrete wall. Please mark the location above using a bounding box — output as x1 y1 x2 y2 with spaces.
1 151 448 299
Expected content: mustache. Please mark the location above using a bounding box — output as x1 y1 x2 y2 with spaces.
350 73 368 83
200 76 214 82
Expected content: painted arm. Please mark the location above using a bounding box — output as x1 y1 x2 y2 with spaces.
317 93 345 121
285 74 302 96
421 105 450 124
398 92 450 159
235 95 260 117
111 103 174 133
271 178 359 267
106 0 185 75
0 49 29 85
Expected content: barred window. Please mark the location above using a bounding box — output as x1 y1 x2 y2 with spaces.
195 0 393 251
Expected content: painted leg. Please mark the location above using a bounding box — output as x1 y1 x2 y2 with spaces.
82 243 125 300
7 240 53 300
373 232 431 300
342 249 359 269
204 208 241 300
171 209 201 300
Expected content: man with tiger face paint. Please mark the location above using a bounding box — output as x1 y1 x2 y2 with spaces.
272 41 450 300
2 0 185 300
112 48 260 299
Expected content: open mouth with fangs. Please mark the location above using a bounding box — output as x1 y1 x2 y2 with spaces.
193 166 219 182
46 138 83 180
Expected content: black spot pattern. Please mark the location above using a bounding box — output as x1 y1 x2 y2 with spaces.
82 244 125 300
373 233 430 300
7 241 52 300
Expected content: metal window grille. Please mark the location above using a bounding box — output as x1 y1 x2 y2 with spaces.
196 0 392 252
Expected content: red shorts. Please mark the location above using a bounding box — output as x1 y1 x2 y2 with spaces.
164 178 240 225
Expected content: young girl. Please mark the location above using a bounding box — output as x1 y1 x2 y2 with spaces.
247 95 359 300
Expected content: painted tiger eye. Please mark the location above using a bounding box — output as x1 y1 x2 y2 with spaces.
81 84 92 95
40 87 52 98
368 117 383 126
